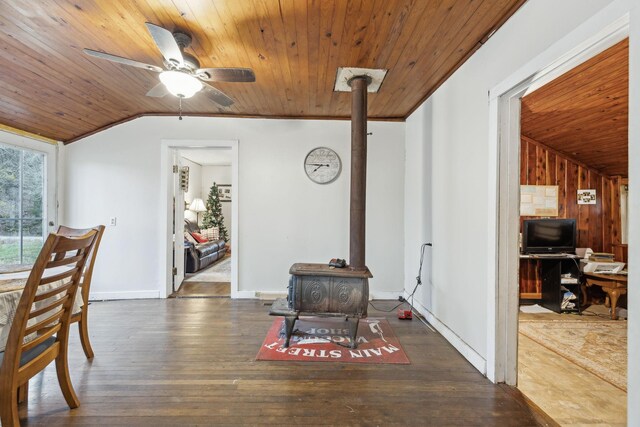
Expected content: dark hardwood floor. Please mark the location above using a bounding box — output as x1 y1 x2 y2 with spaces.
21 299 546 426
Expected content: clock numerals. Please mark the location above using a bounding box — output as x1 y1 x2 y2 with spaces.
304 147 341 184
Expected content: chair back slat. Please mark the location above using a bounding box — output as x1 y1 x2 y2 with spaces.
56 225 106 305
49 234 96 253
28 297 68 320
46 254 84 269
0 230 98 380
24 309 65 337
21 325 61 353
39 268 78 286
34 282 73 302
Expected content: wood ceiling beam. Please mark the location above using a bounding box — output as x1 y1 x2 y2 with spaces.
62 112 405 145
0 123 59 145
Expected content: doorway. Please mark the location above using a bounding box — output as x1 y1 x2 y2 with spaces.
491 21 630 426
160 139 239 299
516 38 628 424
174 148 233 298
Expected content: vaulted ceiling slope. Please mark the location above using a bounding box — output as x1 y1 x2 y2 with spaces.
521 39 629 177
0 0 525 143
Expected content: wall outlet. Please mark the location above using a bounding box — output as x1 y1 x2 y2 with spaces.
109 217 117 226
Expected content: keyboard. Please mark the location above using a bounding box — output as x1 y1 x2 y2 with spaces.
532 253 568 258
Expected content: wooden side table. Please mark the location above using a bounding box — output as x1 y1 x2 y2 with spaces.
583 272 628 320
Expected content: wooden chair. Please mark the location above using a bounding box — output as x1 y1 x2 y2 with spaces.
57 225 106 360
0 230 98 427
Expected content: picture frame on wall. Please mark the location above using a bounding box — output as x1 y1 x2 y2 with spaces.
577 189 596 204
218 184 232 202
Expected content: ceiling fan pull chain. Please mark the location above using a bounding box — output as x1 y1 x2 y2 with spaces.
179 97 183 120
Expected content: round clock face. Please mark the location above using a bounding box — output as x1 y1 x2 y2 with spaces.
304 147 342 184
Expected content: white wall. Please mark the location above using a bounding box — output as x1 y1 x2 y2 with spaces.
201 165 232 240
405 1 640 421
180 156 202 225
404 0 618 370
403 99 433 315
62 116 405 299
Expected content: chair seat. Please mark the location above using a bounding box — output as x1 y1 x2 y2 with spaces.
0 337 56 367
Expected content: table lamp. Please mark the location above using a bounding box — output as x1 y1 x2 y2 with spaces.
189 198 206 225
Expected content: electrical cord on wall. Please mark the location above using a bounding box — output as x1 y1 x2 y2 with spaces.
369 243 432 315
410 243 432 316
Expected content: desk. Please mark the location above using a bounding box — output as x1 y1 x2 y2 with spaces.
0 266 83 352
519 254 582 313
583 272 627 320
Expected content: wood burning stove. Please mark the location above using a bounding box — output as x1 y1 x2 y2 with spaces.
269 263 371 348
270 70 386 348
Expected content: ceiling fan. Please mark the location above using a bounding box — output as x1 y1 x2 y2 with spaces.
83 22 255 107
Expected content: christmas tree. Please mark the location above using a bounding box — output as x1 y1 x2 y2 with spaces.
201 182 229 241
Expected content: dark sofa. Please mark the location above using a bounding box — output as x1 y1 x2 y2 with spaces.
184 219 227 273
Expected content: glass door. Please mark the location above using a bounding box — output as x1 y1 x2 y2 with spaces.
0 144 47 265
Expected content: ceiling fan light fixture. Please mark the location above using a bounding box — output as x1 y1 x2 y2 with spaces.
159 71 202 98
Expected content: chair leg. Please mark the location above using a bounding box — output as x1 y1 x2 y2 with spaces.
55 348 80 409
17 381 28 403
78 311 95 360
0 387 20 427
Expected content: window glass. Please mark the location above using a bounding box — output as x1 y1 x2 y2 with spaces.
0 144 46 264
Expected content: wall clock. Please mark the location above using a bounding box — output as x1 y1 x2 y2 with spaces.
304 147 342 184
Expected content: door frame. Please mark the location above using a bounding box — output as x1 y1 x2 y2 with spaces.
171 150 186 290
486 12 630 384
160 139 239 298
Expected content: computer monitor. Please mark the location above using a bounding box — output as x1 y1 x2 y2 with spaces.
522 218 576 254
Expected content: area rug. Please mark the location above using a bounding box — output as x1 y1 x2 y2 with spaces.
184 256 231 283
256 317 410 364
519 319 627 391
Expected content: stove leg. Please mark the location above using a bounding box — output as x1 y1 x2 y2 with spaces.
347 317 360 349
282 315 297 348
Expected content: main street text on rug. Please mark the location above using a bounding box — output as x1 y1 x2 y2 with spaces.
257 317 410 364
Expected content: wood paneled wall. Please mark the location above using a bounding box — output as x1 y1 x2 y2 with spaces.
519 136 623 297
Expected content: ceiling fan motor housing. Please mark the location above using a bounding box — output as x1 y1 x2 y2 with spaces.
169 31 200 71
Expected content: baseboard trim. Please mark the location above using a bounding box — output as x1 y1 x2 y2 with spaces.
255 292 287 300
230 290 404 301
89 290 160 301
370 291 404 300
88 288 408 302
406 291 487 375
231 290 256 299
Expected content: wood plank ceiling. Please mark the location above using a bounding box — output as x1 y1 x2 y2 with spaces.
521 39 629 177
0 0 525 143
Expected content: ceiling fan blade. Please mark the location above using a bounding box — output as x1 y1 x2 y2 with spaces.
195 68 256 82
146 82 169 98
145 22 184 68
202 82 234 107
83 49 163 72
